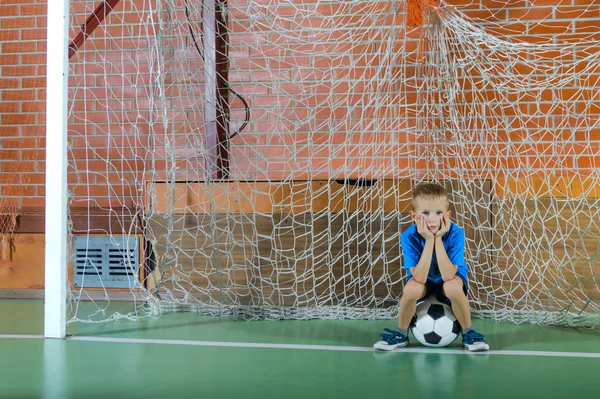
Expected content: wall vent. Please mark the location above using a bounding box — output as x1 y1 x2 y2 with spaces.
73 236 140 289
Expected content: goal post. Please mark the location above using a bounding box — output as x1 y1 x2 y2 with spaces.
44 0 70 339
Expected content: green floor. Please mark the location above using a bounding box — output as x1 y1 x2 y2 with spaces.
1 300 599 399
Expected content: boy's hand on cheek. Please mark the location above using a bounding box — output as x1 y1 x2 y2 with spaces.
416 215 435 240
435 213 451 237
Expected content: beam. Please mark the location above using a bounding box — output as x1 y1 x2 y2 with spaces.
204 0 230 180
147 180 414 214
68 0 122 59
45 0 70 339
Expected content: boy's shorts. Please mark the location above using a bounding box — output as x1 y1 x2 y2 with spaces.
418 274 468 306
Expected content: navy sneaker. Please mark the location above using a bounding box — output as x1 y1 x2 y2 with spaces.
462 329 489 352
373 328 409 351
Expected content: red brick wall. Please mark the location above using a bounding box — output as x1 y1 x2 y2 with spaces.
0 0 47 210
0 0 599 213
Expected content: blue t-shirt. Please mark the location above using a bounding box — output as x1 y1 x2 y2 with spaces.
401 222 468 283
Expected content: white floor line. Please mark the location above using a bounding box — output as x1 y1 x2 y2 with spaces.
0 334 44 339
2 334 600 359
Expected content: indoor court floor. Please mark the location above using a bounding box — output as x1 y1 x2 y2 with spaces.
1 299 599 399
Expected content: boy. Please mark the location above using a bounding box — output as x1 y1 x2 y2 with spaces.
374 182 489 352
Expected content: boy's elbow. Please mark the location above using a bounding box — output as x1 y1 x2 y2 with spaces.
413 277 427 285
411 271 427 285
442 266 459 282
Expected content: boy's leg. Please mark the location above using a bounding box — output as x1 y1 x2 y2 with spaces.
440 276 471 329
441 276 489 352
374 278 426 351
398 278 427 329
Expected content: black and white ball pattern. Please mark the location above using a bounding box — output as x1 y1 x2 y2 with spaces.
411 296 461 347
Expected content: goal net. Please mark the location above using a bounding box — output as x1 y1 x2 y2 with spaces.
66 0 600 327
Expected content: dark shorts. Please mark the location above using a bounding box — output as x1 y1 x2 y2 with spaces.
417 274 468 306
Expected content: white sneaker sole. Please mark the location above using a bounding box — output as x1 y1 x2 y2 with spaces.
463 341 490 352
373 340 409 351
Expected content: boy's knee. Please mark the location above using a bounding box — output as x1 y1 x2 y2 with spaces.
403 279 425 300
443 277 464 298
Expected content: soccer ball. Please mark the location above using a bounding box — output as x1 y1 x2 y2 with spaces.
411 296 461 347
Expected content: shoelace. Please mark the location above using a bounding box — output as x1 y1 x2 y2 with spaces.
380 328 405 343
464 331 485 343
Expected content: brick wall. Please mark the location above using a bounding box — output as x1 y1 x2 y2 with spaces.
0 0 599 214
0 0 47 210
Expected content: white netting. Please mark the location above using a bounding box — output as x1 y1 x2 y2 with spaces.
66 0 600 326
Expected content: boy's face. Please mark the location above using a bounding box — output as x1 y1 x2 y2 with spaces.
409 196 451 235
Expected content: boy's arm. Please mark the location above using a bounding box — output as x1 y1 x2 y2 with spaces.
410 238 435 284
434 214 460 282
407 215 435 284
435 238 458 282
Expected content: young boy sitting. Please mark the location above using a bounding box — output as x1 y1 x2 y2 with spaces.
374 182 489 352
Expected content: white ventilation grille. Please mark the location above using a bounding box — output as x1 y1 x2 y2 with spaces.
73 236 140 289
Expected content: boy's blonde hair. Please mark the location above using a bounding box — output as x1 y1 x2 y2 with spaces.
411 182 450 209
